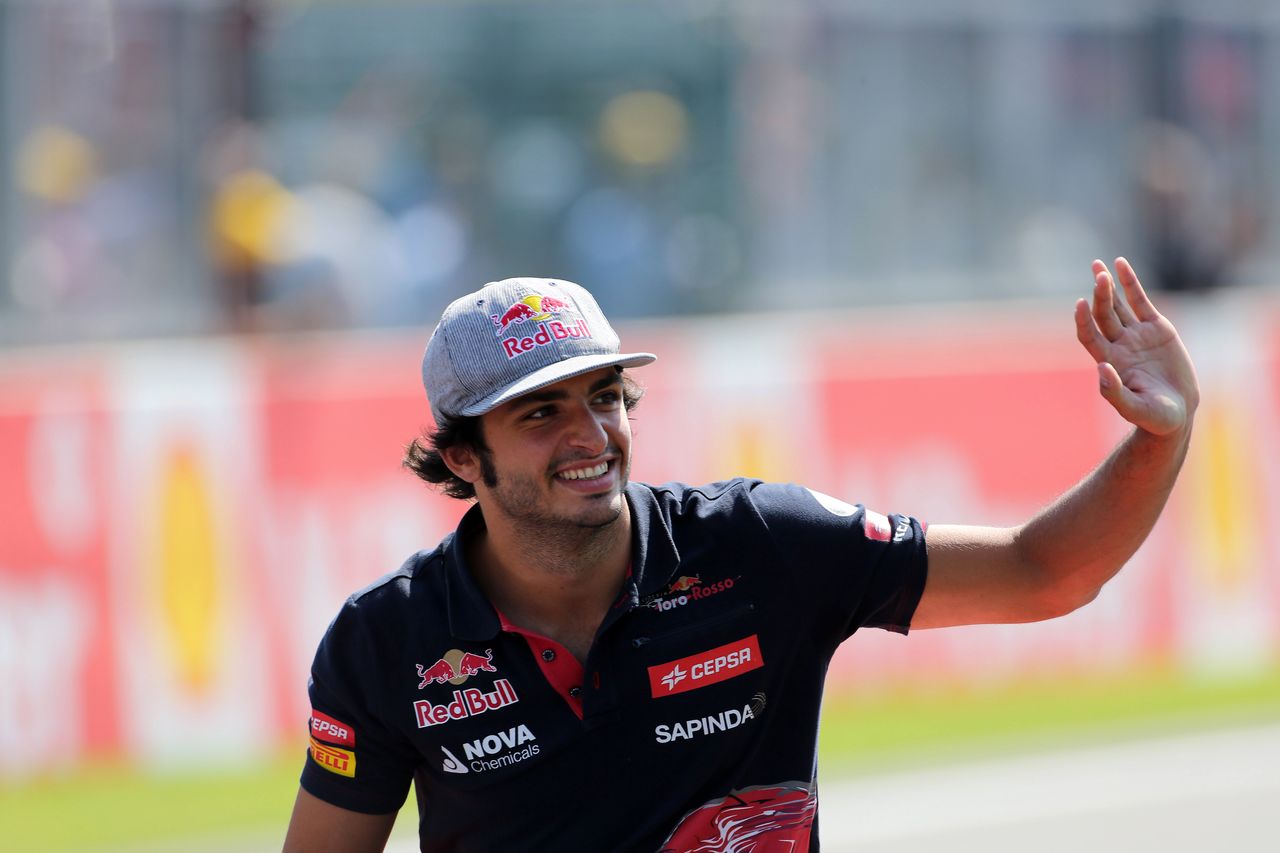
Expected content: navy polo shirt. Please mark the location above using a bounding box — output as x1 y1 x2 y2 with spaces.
300 478 927 851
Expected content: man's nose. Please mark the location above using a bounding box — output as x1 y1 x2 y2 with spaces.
563 403 608 452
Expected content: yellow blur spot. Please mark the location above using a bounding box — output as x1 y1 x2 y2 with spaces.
15 125 99 203
209 169 293 269
599 91 688 168
154 447 222 694
718 421 786 483
1190 403 1258 590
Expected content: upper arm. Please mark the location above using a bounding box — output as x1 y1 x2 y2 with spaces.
283 787 399 853
912 523 1082 629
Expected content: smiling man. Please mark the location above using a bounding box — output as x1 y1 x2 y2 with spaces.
283 265 1199 852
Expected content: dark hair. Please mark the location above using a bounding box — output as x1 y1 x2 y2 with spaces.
403 370 645 500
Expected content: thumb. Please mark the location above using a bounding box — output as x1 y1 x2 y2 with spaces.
1098 363 1189 435
1097 362 1137 414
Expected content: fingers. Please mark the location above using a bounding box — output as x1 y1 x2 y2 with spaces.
1091 261 1128 340
1113 257 1161 322
1074 298 1109 363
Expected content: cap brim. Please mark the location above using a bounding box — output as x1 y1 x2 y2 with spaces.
458 352 657 417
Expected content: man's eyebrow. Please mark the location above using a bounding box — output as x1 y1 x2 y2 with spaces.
516 389 567 404
587 372 624 394
515 372 622 405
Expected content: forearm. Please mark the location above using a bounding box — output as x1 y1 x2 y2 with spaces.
1013 420 1193 613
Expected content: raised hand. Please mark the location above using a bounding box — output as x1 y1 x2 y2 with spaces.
1074 258 1200 437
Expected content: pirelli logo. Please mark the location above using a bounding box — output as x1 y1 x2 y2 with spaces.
309 736 356 778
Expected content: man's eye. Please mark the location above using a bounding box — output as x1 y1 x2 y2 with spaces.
595 391 620 405
525 406 554 420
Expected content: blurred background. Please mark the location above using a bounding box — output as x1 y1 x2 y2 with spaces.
1 1 1278 851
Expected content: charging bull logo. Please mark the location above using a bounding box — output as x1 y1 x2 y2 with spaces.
659 782 816 852
418 649 498 688
490 292 592 359
491 294 573 334
669 575 701 593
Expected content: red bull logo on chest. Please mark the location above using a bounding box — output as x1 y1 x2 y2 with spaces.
491 293 592 359
414 679 520 728
417 648 498 688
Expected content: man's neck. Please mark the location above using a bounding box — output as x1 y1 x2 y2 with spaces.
466 502 632 661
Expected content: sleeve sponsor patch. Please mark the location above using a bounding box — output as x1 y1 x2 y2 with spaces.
309 709 356 747
804 488 858 517
309 736 356 778
862 508 893 542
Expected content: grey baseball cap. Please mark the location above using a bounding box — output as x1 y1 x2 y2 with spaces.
422 277 656 424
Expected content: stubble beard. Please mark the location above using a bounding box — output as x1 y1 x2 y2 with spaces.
479 447 630 572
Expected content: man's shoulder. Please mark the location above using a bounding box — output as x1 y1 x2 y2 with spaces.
637 477 760 509
336 541 450 629
636 477 819 519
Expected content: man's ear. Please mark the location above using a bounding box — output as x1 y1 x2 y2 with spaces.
440 443 482 485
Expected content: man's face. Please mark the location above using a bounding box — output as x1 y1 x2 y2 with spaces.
470 367 632 531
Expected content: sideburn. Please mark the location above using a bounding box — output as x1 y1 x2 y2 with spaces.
477 444 499 489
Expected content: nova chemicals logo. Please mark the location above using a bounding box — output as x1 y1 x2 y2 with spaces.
648 635 764 698
444 725 541 774
441 746 469 774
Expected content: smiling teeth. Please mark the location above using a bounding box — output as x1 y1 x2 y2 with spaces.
559 462 608 480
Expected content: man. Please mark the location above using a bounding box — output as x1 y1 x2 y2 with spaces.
283 259 1198 851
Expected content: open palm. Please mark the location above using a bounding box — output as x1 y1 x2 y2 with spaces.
1074 258 1200 436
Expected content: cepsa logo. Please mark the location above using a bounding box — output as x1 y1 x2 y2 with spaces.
643 575 739 613
490 292 592 360
649 635 764 698
309 709 355 747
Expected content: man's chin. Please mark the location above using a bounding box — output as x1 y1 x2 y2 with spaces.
571 494 626 529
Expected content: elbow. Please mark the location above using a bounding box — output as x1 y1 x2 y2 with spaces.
1031 578 1102 621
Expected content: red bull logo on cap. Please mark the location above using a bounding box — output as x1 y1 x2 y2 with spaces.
417 648 498 688
491 293 572 333
490 293 592 359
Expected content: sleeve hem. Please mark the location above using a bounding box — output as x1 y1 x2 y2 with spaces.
300 767 409 817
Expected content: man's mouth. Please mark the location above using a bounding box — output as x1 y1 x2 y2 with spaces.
556 461 610 481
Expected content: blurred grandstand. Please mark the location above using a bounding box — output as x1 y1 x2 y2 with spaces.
2 0 1278 345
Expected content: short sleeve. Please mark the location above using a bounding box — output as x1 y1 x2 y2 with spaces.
299 598 417 815
744 481 928 642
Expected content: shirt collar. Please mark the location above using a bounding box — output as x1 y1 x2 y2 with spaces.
624 482 682 604
443 505 502 641
442 483 682 640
